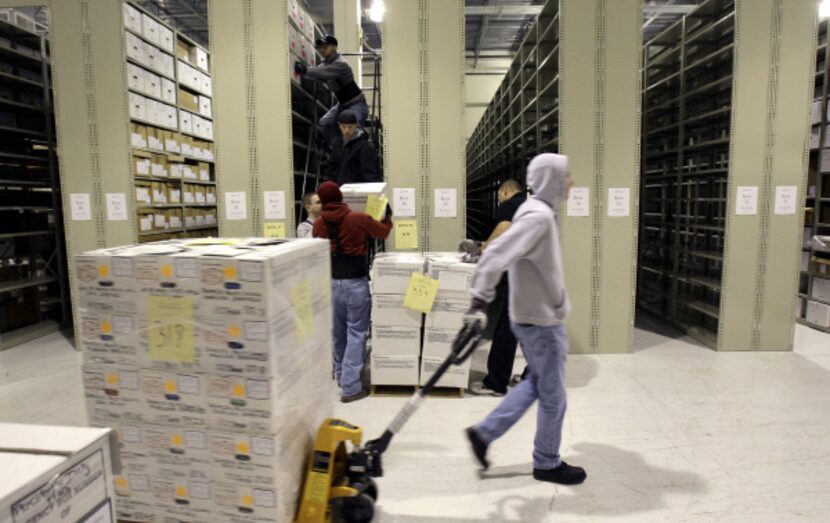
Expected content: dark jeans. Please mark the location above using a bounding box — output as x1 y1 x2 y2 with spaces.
482 278 518 393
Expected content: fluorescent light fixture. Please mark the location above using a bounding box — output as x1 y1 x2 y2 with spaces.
821 0 830 19
369 0 386 22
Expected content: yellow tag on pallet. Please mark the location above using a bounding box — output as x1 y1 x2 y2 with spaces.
403 272 440 314
292 280 314 344
395 220 418 250
365 194 388 221
263 222 285 238
148 296 195 363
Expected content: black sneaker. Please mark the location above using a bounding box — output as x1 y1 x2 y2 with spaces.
340 390 369 403
533 462 586 485
465 427 490 470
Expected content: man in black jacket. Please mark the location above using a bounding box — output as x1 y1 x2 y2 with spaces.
326 110 382 186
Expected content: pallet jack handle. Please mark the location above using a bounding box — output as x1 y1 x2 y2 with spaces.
360 318 489 477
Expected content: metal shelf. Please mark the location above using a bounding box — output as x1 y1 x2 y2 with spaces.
0 276 56 294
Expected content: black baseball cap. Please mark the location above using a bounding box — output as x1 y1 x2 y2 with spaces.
315 35 338 47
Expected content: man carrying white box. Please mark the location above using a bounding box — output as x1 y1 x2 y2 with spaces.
463 153 587 486
314 182 393 402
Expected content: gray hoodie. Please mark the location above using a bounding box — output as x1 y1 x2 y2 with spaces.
469 153 571 326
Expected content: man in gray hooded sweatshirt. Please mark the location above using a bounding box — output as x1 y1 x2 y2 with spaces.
464 152 586 485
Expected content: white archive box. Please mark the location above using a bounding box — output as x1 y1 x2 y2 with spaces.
371 252 425 294
141 13 161 46
425 294 468 330
806 300 830 327
371 293 422 328
812 277 830 302
0 423 119 523
123 2 142 33
422 327 462 358
83 363 144 425
420 356 470 389
129 91 147 121
371 354 420 386
425 255 476 297
140 369 209 428
371 325 421 357
340 182 387 214
159 25 175 53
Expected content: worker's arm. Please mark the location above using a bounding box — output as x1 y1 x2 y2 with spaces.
468 212 545 304
360 143 382 182
361 214 393 240
482 221 511 250
304 61 351 81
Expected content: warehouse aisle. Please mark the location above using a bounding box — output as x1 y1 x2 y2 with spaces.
1 326 829 522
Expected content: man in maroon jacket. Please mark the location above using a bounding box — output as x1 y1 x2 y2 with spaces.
313 182 393 402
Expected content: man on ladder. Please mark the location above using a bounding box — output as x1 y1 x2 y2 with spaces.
294 35 370 152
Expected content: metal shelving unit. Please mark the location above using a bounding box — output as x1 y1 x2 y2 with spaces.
798 18 830 332
636 0 735 349
124 1 218 243
0 14 69 350
465 0 559 241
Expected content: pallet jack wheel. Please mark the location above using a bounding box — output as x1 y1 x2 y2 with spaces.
332 493 375 523
350 476 378 501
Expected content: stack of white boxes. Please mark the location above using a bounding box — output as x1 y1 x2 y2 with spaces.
340 183 388 215
421 253 477 388
78 238 335 523
369 253 426 386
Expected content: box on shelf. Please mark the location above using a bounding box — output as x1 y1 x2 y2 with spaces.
176 39 190 62
164 130 181 153
812 257 830 278
806 300 830 327
131 123 148 148
148 127 164 151
190 46 209 71
371 325 421 357
126 31 144 62
199 95 212 118
0 423 119 523
371 354 420 386
180 110 193 134
134 156 151 176
141 13 161 46
129 91 147 121
169 162 184 179
813 276 830 303
179 88 200 112
371 252 425 294
123 2 143 33
159 25 175 53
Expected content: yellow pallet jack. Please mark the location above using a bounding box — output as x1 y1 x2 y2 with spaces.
294 318 487 523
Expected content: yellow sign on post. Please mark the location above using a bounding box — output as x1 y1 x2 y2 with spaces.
365 194 389 221
148 296 195 362
292 280 314 344
395 220 418 250
263 222 286 238
403 272 440 314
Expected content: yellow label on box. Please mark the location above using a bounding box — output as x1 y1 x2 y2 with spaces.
292 280 314 344
395 220 418 250
148 296 195 363
264 222 286 238
403 272 440 314
366 194 389 221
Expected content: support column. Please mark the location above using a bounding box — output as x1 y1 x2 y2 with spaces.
333 0 362 87
720 0 816 350
209 0 294 237
559 0 641 354
383 0 465 252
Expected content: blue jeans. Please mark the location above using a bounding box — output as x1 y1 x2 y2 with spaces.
319 100 370 150
332 277 371 396
474 322 569 469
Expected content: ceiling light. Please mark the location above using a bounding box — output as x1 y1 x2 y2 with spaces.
369 0 386 23
821 0 830 19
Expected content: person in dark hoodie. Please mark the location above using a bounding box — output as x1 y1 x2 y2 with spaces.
313 181 393 403
326 109 382 185
463 153 586 486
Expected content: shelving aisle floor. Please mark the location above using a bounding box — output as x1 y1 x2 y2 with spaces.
1 325 829 522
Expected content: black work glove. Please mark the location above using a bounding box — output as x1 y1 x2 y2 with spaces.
294 61 307 75
385 203 393 218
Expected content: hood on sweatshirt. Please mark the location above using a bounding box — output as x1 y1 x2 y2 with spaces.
320 202 351 225
526 153 569 208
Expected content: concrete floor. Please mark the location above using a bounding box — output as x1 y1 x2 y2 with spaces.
1 323 829 522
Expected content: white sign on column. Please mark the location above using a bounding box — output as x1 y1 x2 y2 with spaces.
70 193 92 221
264 191 286 220
566 187 589 217
434 188 457 218
773 186 798 215
105 193 128 221
393 188 416 217
607 188 631 217
225 192 248 220
735 186 758 216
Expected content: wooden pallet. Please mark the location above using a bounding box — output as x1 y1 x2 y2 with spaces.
427 386 465 398
370 384 419 396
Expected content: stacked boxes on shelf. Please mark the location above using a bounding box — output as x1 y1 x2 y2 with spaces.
422 253 476 388
369 253 426 386
78 238 335 522
800 19 830 331
123 2 218 243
